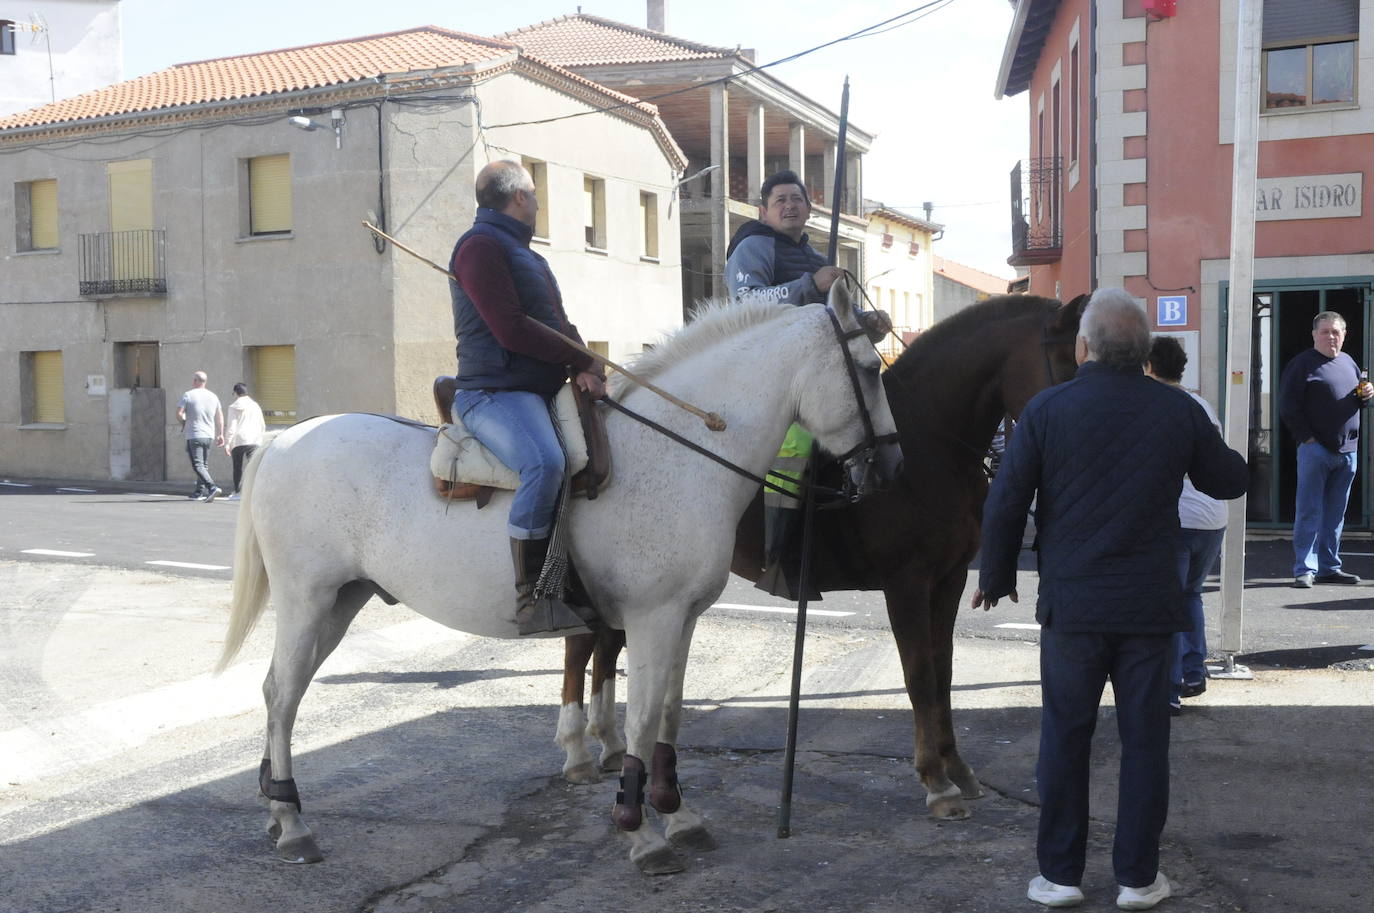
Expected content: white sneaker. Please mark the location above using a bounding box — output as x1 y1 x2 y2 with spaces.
1028 875 1084 908
1118 873 1171 910
226 493 241 501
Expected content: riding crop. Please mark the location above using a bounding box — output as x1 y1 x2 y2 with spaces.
361 221 727 432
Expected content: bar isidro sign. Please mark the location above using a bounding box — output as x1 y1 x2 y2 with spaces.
1255 172 1362 221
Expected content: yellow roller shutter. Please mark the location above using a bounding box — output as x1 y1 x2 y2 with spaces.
107 159 153 232
249 155 292 234
29 179 58 249
33 350 64 424
108 160 153 282
254 345 297 425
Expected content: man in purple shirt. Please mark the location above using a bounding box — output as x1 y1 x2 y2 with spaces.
448 160 605 634
1278 311 1373 588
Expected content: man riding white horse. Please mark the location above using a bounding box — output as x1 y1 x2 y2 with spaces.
448 159 606 635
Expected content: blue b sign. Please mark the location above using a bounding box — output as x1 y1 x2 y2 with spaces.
1157 295 1188 327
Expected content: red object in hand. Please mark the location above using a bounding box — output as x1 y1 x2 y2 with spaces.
1143 0 1177 16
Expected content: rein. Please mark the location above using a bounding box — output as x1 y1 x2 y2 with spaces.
598 395 842 504
600 304 897 506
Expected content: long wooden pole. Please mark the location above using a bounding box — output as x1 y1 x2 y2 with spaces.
362 221 726 432
778 75 850 839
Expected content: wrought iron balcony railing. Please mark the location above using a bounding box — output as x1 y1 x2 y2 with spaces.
1009 158 1063 266
79 229 167 296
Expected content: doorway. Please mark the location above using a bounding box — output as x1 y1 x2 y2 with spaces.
1245 283 1369 528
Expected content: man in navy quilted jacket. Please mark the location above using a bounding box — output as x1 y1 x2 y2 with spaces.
449 159 605 635
971 288 1248 911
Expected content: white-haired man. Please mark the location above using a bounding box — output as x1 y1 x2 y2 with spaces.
972 288 1248 910
448 160 605 635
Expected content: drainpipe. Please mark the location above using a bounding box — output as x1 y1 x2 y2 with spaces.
1088 0 1099 291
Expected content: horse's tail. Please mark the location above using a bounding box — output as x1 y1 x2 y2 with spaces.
216 441 272 674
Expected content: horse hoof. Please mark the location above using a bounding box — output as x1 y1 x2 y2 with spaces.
634 846 686 876
928 796 971 821
961 783 986 800
563 762 600 785
600 750 626 772
276 834 324 864
668 825 718 853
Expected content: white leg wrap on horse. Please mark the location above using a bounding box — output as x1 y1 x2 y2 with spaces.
556 702 598 783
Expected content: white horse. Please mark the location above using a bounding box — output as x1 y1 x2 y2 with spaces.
217 286 901 875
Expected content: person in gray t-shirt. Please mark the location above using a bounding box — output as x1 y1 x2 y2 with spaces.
177 371 224 501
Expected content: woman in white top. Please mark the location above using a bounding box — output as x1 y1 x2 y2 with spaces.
1146 337 1227 715
224 383 267 500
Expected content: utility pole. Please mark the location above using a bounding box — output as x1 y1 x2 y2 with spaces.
1218 0 1262 678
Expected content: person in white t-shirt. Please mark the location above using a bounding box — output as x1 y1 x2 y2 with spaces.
176 371 224 502
1146 336 1226 715
223 382 266 500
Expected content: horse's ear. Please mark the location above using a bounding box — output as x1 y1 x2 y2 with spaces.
1051 293 1088 333
827 274 862 331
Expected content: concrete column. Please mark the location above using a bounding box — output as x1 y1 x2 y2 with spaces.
746 101 766 205
709 83 730 299
822 140 837 210
844 153 861 216
788 122 805 187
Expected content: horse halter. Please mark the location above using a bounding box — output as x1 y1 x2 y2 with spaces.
826 305 901 504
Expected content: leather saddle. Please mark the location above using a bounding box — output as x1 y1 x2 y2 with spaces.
431 377 611 508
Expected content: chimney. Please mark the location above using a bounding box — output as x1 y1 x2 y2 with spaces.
648 0 667 32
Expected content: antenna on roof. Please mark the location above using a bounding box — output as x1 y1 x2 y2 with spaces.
26 12 55 102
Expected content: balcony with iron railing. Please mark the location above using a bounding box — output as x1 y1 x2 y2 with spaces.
1008 158 1062 266
79 229 167 297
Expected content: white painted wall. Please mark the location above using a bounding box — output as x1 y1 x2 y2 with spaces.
0 0 122 118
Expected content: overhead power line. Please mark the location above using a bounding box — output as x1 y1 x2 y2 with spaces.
484 0 961 131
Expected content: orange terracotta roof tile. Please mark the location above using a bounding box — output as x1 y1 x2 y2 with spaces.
500 13 733 67
0 26 517 131
933 256 1013 295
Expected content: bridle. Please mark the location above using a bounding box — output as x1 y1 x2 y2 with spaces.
824 305 901 502
600 304 897 506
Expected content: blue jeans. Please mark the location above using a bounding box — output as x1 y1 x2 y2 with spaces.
186 438 215 495
453 389 565 539
1172 527 1224 700
1292 442 1357 577
1037 629 1171 889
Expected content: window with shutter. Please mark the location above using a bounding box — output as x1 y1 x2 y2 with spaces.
1262 0 1359 110
640 191 659 259
29 179 58 249
583 176 606 250
26 350 65 424
252 345 297 424
249 155 292 235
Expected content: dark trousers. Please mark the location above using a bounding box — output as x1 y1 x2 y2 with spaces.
231 444 258 494
1037 628 1172 889
186 438 215 495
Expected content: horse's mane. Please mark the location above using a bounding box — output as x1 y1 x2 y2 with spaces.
888 293 1060 381
609 298 797 394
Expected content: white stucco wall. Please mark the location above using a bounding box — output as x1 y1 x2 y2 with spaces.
1 0 122 118
862 217 935 343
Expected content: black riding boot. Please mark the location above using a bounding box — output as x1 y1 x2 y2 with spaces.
511 537 589 636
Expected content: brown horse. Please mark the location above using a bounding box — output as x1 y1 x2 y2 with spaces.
556 293 1084 819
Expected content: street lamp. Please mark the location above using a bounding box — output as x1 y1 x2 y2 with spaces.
288 109 344 149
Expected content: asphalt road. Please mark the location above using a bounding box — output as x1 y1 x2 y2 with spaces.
3 478 1372 660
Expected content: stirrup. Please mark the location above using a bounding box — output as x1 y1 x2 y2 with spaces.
517 597 591 636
